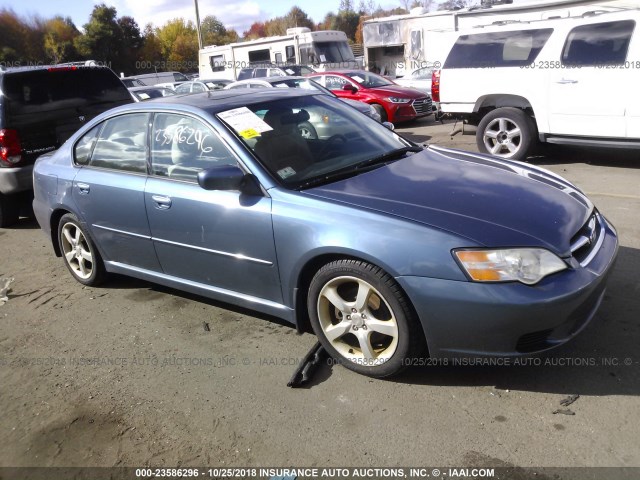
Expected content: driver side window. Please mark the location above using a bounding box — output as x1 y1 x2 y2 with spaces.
151 113 237 182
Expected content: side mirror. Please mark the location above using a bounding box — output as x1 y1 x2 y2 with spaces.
342 84 357 93
382 121 395 131
198 165 263 196
197 165 246 191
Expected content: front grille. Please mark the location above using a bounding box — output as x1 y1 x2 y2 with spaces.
570 212 602 266
412 97 432 115
516 328 553 353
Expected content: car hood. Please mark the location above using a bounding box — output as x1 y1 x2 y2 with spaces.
367 84 425 98
305 146 593 256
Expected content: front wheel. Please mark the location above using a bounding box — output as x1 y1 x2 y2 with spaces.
58 213 106 286
371 104 388 123
308 259 424 378
476 107 537 161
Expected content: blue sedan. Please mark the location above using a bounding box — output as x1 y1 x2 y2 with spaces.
33 89 618 378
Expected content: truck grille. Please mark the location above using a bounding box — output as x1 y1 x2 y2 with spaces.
412 97 432 116
570 212 603 267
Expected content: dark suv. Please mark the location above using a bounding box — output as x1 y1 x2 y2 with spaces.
0 65 133 227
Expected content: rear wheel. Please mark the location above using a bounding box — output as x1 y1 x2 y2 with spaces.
308 259 424 378
0 193 20 228
476 107 537 161
58 213 106 286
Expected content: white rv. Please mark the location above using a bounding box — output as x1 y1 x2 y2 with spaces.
362 0 635 77
199 28 358 80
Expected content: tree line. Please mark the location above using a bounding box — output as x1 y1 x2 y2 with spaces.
1 1 470 75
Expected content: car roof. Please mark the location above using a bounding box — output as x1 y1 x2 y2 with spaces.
112 88 324 115
128 85 172 91
236 76 306 84
0 65 113 76
310 70 363 75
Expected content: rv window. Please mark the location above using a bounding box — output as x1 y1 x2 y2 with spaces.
248 49 271 64
410 30 423 60
275 53 283 64
314 41 356 63
210 55 225 72
443 29 553 68
562 20 634 66
286 45 296 63
300 46 317 64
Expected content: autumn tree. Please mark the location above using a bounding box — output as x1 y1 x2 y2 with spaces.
438 0 474 10
75 4 124 70
243 21 267 40
139 23 163 71
0 8 28 63
201 15 239 46
321 0 360 42
43 16 80 64
263 6 315 37
156 18 198 72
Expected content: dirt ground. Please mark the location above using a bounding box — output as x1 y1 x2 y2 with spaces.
1 119 639 476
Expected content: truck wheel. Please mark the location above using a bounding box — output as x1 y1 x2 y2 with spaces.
477 108 537 161
0 193 20 228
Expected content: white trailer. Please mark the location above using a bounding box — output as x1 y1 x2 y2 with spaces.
199 28 358 80
362 0 636 78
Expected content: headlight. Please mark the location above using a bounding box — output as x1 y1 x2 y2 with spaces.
454 248 567 285
387 97 411 104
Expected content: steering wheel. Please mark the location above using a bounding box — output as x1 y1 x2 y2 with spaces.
319 134 348 159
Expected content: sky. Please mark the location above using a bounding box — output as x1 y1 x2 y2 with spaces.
1 0 348 34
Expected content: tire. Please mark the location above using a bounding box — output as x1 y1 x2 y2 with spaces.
298 121 318 140
476 107 537 161
0 192 20 228
371 104 388 123
57 213 106 286
307 259 424 378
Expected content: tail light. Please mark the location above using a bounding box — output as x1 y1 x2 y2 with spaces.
431 69 441 103
0 129 22 167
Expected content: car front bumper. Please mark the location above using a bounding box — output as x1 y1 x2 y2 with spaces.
0 164 34 195
397 215 619 358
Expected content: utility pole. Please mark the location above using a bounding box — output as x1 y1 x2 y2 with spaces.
194 0 203 49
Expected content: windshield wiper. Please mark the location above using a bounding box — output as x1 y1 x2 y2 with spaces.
295 146 423 191
354 146 423 170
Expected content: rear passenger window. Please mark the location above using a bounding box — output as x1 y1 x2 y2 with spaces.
562 20 635 66
325 76 349 90
88 113 150 173
151 113 237 182
444 29 553 68
74 125 102 166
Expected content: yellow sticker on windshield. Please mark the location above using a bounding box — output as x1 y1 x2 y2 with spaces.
239 128 259 139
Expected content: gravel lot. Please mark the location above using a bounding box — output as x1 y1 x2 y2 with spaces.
1 117 639 475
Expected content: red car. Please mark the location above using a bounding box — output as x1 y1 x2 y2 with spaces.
308 70 432 124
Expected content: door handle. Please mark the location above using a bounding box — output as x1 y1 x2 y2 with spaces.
77 182 90 194
556 79 578 84
151 194 172 210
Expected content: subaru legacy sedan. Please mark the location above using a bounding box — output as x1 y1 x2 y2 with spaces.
33 89 618 378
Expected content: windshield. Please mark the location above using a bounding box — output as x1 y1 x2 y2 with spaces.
216 94 413 189
313 41 356 63
344 71 393 88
